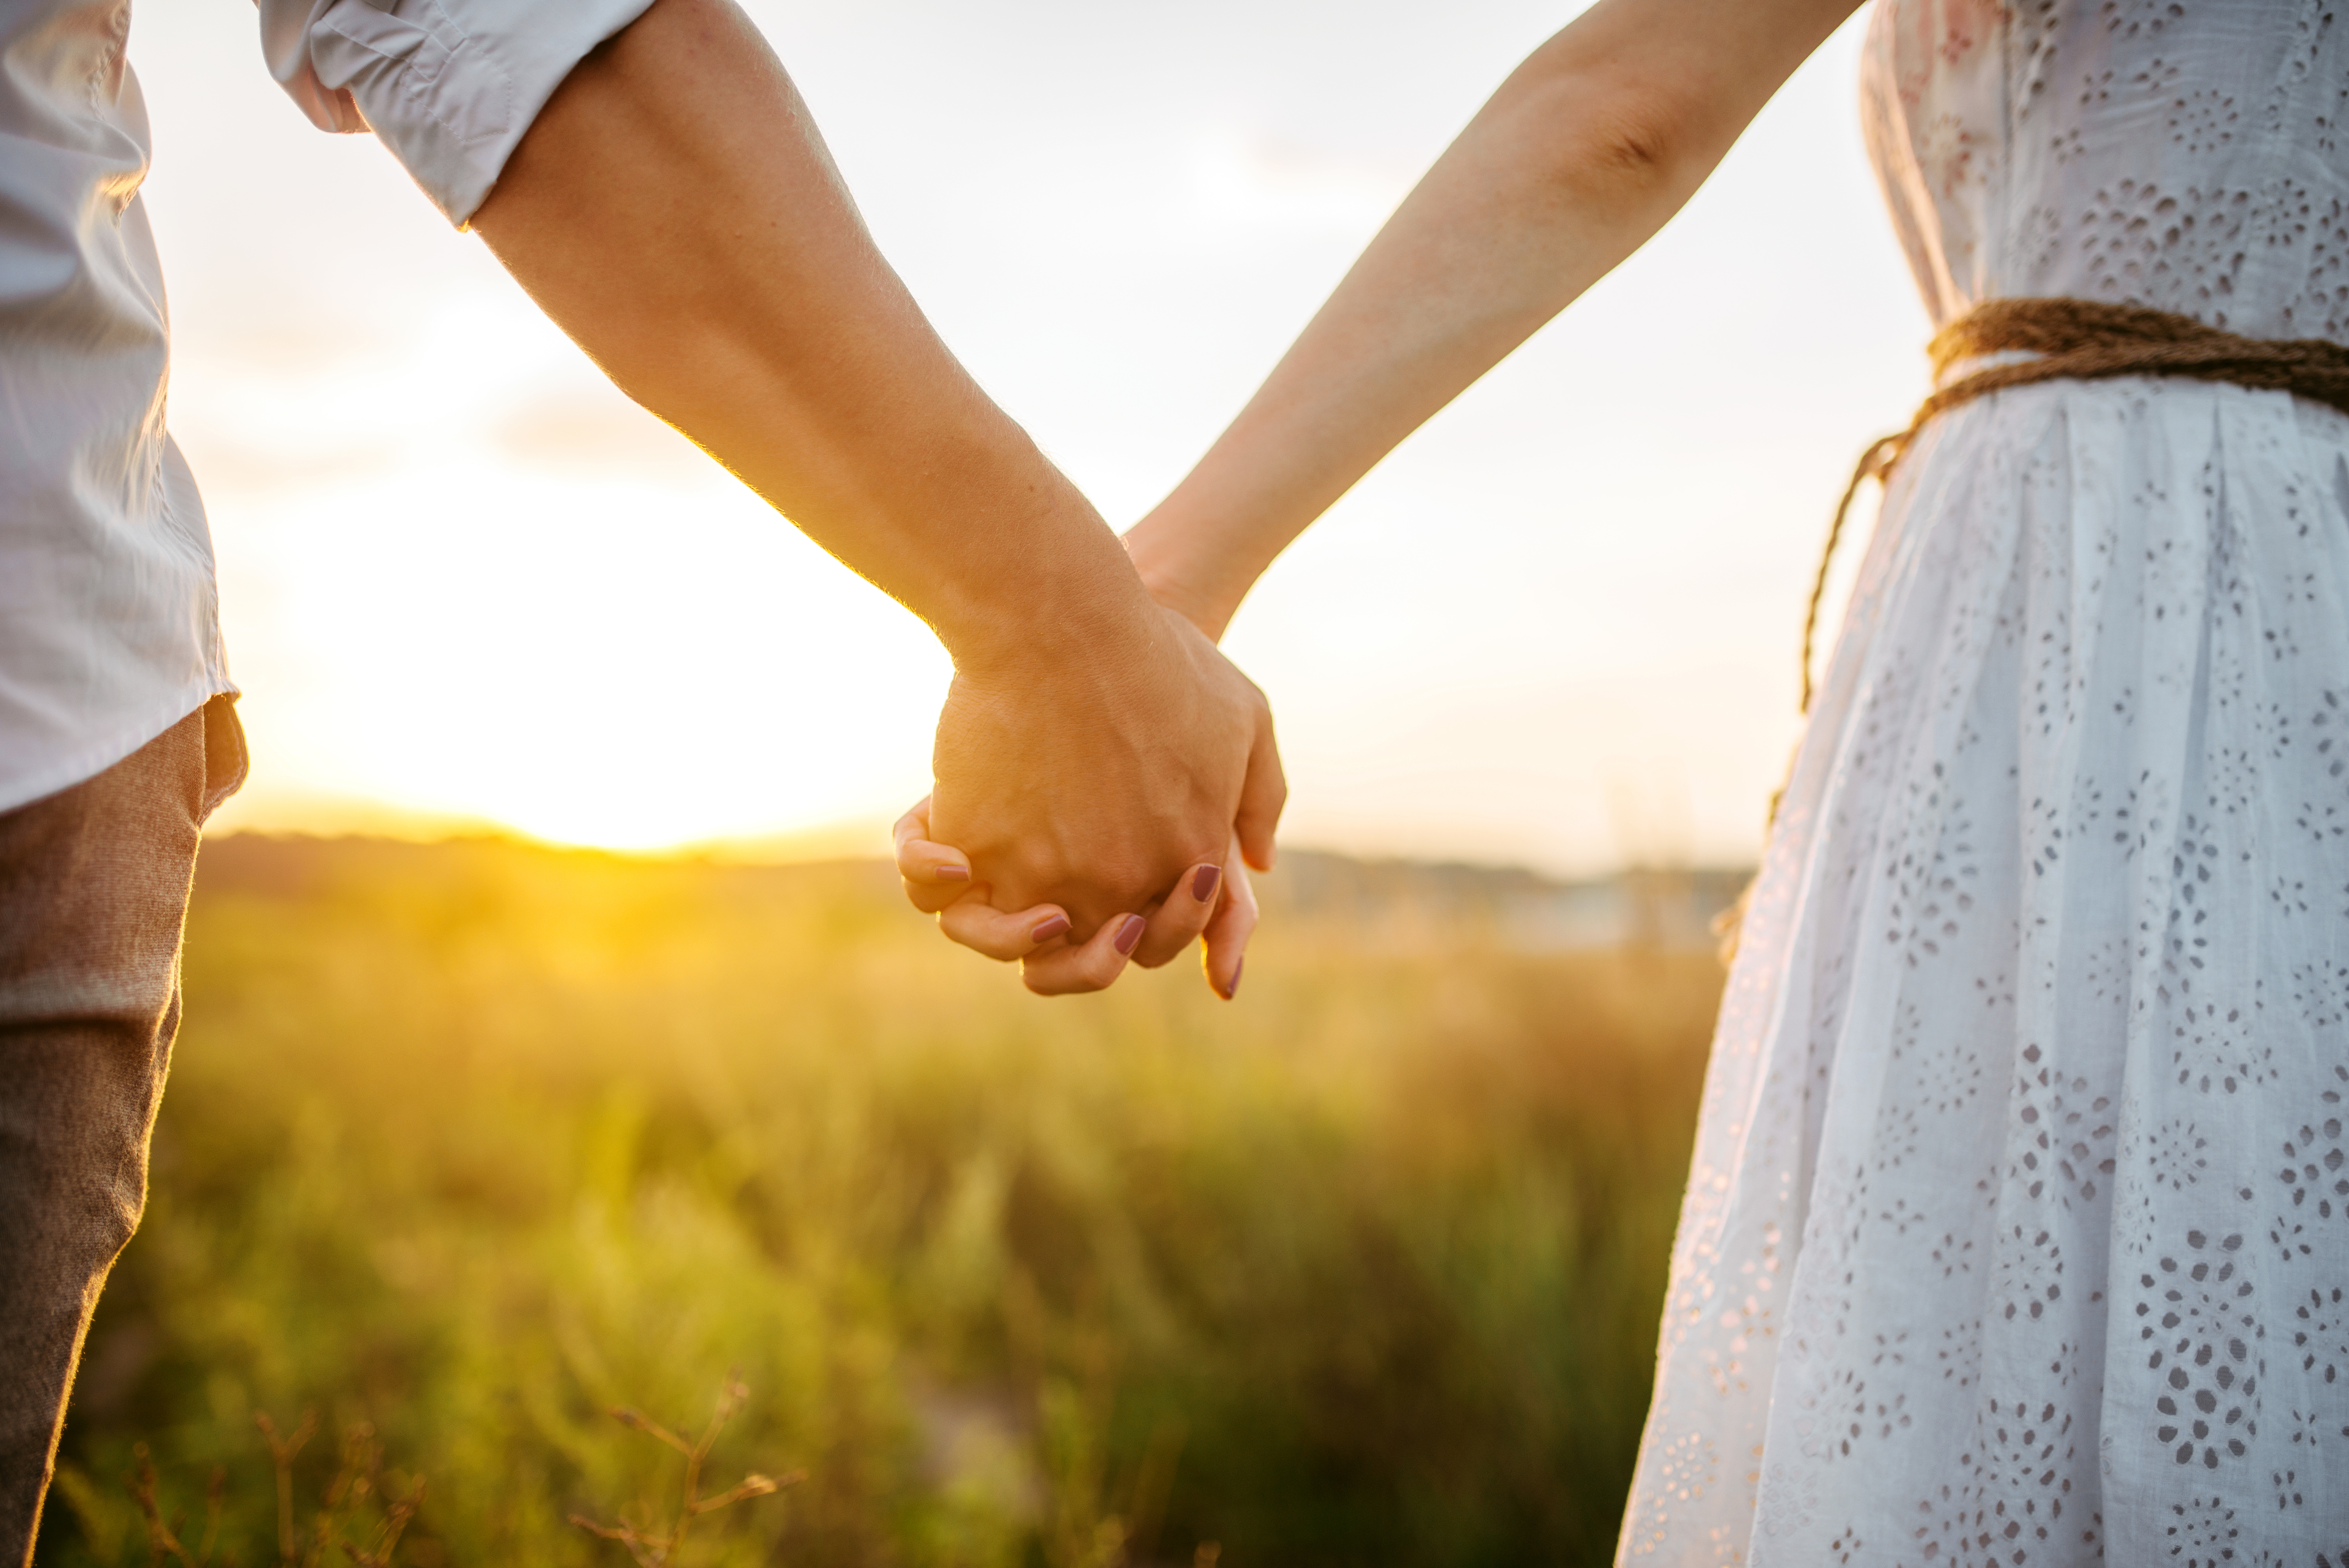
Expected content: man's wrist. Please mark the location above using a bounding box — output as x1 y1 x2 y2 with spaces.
932 502 1162 681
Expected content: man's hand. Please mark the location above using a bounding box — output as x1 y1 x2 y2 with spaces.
908 602 1279 995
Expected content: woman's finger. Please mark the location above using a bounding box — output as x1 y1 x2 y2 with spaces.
1128 859 1225 969
938 894 1073 962
1020 910 1146 996
900 860 972 914
893 794 974 914
1199 838 1257 999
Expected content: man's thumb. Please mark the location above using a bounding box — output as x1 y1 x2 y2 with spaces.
1234 724 1286 873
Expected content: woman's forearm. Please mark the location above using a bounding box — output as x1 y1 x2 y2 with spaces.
1125 0 1861 640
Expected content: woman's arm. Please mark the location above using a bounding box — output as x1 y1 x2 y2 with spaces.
1123 0 1865 639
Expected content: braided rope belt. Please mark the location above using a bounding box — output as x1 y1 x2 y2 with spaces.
1798 297 2349 713
1716 300 2349 957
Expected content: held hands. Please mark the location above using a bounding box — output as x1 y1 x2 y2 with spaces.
899 811 1260 997
895 598 1278 996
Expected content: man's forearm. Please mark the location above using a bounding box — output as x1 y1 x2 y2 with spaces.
469 0 1150 669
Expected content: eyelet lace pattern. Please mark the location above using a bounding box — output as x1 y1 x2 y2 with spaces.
1618 3 2349 1562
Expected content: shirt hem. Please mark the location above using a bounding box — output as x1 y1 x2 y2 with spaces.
0 677 242 817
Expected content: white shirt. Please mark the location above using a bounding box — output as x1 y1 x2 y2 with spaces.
0 0 650 812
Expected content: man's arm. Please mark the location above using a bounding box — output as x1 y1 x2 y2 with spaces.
456 0 1282 985
472 0 1119 673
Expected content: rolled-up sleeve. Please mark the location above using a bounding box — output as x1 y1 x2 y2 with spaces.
258 0 656 226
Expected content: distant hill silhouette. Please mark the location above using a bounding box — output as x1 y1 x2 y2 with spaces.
192 832 1750 952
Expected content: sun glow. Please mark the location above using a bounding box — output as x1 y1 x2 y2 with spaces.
183 292 952 855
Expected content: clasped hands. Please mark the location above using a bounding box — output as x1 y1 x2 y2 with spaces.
893 566 1280 998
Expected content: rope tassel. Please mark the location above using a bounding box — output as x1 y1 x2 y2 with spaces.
1802 432 1908 714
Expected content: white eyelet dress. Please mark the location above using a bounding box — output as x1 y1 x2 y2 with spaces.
1618 3 2349 1563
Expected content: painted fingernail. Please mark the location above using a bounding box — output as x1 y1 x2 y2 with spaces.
1113 914 1146 955
1224 957 1244 1000
1030 912 1070 943
934 863 970 882
1191 864 1221 902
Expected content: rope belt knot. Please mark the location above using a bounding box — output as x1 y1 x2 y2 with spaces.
1798 297 2349 712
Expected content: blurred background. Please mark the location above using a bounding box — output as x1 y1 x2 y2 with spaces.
43 3 1932 1563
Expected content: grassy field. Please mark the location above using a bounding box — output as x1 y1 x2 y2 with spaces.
37 836 1727 1568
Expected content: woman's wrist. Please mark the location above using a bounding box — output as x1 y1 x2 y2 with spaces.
1123 510 1253 643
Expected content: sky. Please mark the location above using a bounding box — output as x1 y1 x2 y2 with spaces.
136 0 1931 876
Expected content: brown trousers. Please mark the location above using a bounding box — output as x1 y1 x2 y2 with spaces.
0 698 243 1566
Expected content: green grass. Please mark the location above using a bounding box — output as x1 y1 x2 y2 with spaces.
39 836 1723 1568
